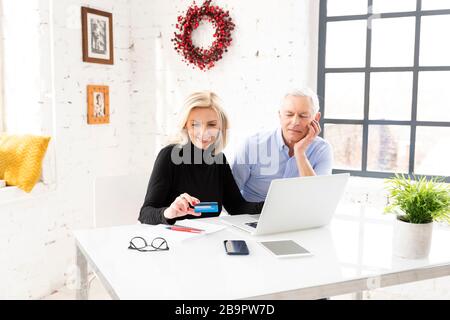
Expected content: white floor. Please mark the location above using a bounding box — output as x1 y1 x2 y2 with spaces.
43 276 112 300
42 275 450 300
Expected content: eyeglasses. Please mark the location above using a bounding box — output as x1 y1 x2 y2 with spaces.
128 236 169 252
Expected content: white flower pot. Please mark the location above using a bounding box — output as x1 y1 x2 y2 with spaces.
393 218 433 259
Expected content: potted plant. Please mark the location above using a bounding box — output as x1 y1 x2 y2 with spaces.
384 174 450 259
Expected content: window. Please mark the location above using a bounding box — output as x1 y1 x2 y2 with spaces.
0 0 56 194
318 0 450 182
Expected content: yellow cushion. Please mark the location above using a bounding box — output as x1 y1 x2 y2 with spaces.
0 134 51 193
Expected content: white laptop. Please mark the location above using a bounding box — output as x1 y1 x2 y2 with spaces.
221 173 350 236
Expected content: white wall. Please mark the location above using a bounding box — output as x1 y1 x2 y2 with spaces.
128 0 321 172
0 0 321 299
0 0 133 299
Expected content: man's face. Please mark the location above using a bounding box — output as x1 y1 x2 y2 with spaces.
279 95 321 144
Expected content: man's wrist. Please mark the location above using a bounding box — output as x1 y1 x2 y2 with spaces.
294 150 307 160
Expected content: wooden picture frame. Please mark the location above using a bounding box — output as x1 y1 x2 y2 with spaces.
87 85 110 125
82 7 114 65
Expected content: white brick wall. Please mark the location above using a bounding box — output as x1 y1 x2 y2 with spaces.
128 0 321 173
0 0 133 299
0 0 321 299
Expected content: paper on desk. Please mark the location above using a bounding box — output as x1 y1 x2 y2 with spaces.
150 221 225 244
153 224 202 243
175 220 226 235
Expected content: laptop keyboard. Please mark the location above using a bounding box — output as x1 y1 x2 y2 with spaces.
245 222 258 228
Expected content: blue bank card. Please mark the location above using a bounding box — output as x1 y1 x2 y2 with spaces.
194 202 219 213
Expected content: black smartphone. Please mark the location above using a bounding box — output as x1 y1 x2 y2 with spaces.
224 240 249 255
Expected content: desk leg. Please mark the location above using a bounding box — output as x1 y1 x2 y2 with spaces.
76 245 89 300
353 291 364 300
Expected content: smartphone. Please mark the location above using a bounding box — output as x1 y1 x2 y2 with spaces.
224 240 249 255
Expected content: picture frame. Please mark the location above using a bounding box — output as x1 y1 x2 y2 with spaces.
87 85 110 125
82 7 114 65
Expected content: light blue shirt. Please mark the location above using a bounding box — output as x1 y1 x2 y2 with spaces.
231 128 333 202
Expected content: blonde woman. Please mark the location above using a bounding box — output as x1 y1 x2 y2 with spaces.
139 91 264 225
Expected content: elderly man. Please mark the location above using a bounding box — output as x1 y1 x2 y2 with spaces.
231 88 333 202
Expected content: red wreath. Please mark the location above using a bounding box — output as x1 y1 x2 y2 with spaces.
172 0 235 70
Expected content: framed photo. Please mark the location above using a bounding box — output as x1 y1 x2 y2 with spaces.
87 85 110 125
82 7 114 65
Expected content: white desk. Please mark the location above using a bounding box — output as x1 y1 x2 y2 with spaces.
73 203 450 300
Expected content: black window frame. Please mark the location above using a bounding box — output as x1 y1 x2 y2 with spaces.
318 0 450 182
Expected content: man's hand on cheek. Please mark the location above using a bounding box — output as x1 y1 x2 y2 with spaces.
293 120 321 156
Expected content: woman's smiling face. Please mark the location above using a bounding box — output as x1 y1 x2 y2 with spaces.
186 107 221 150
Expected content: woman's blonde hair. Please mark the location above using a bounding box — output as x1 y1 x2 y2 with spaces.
169 91 229 154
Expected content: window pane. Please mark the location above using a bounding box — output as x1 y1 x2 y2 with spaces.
367 125 410 173
372 0 417 13
369 72 413 120
325 73 365 120
324 124 363 170
420 15 450 66
415 127 450 176
326 21 367 68
422 0 450 10
417 71 450 122
327 0 368 16
371 17 416 67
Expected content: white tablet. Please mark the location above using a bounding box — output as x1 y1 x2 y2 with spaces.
258 240 313 258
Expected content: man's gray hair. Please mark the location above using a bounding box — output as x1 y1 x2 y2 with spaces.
282 88 321 115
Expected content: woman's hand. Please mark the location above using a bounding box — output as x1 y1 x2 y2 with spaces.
164 193 201 220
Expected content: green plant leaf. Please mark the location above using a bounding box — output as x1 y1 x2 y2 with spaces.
384 174 450 224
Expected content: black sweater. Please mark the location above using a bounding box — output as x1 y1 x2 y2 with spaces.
139 143 264 225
